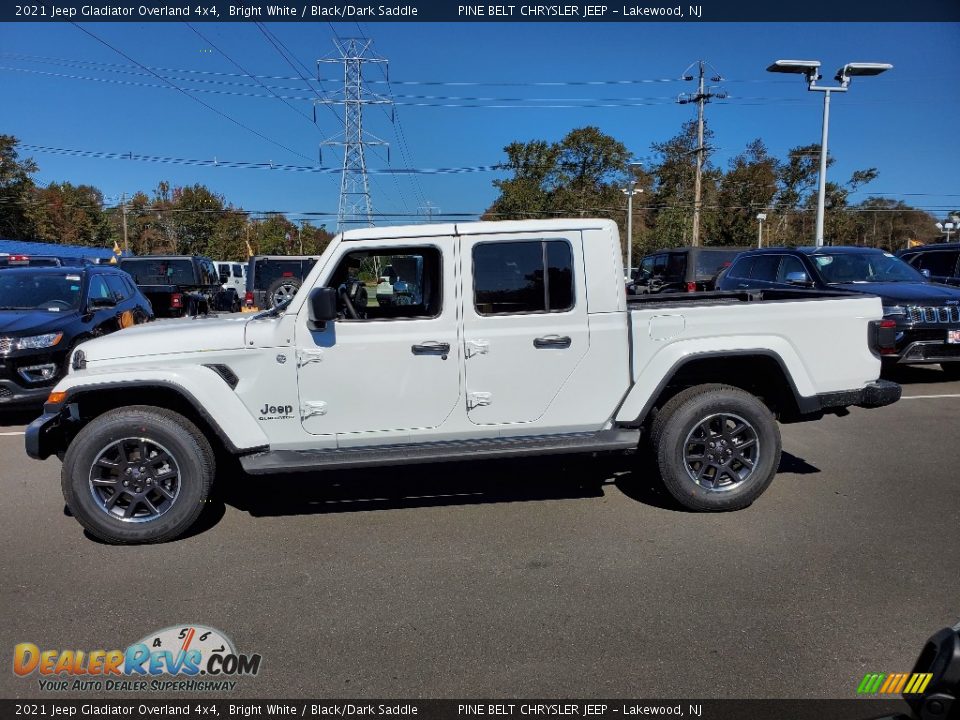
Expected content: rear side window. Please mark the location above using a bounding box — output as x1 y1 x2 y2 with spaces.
104 274 130 301
910 251 959 277
665 253 687 282
473 240 574 315
232 264 243 277
252 258 317 290
695 250 743 279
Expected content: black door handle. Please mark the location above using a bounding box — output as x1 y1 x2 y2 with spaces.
533 335 572 349
412 342 450 358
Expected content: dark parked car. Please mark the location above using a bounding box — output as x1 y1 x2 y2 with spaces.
631 246 751 294
715 246 960 377
0 265 153 407
897 243 960 287
119 255 239 317
245 255 319 310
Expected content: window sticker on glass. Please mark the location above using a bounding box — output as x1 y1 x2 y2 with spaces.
70 285 80 291
814 257 834 267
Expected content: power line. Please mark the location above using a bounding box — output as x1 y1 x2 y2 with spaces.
68 24 313 163
184 22 320 131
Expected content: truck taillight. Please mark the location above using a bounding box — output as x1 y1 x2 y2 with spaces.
871 318 898 356
245 291 254 306
170 293 183 309
686 281 697 292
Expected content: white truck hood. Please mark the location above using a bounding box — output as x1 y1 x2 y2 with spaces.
78 316 249 363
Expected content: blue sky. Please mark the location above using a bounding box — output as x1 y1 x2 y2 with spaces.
0 21 957 228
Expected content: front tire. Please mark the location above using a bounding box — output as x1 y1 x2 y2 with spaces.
61 406 214 544
651 384 781 511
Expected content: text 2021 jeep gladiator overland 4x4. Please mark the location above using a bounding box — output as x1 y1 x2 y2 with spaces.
26 219 900 543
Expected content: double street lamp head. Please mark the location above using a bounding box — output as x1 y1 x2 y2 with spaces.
768 58 892 89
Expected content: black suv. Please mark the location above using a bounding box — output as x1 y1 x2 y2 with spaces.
631 246 751 294
715 246 960 377
119 255 239 317
897 243 960 287
0 265 153 407
245 255 319 310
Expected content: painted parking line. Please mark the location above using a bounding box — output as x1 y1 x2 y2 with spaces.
900 394 960 400
0 431 26 436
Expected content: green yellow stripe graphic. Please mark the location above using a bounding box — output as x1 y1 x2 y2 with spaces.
858 672 932 695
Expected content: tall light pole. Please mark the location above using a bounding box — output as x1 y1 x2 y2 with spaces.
756 212 767 248
936 221 956 242
622 163 643 276
767 59 892 247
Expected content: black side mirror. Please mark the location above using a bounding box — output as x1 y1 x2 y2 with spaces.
308 287 338 330
88 296 117 310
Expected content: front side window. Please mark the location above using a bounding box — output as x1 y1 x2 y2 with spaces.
911 251 959 277
726 257 755 281
473 240 574 315
777 256 808 283
326 247 442 321
749 255 781 282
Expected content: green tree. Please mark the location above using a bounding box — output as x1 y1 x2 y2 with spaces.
27 182 111 247
0 135 39 239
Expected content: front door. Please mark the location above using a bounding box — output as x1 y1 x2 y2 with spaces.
295 239 461 439
459 231 588 426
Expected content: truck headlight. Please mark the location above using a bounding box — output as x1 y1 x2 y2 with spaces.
15 332 63 350
882 306 906 317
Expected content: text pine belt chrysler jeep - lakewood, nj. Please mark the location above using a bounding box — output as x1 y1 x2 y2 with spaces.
25 219 901 544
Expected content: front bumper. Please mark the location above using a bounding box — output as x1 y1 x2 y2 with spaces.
814 379 902 413
25 410 67 460
0 379 52 407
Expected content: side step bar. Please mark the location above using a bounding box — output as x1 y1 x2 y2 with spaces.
239 429 641 475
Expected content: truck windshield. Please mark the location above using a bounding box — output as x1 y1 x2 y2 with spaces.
0 272 83 311
813 252 925 284
120 259 195 285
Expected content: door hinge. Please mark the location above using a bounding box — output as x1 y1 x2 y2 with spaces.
465 340 490 358
297 349 325 367
467 391 492 409
300 400 328 420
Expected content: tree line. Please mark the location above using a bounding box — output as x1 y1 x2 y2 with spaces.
482 123 946 257
0 129 948 262
0 135 333 261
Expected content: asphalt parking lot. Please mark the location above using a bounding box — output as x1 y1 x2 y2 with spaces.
1 365 958 700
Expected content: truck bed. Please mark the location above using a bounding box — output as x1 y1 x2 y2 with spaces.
627 287 857 308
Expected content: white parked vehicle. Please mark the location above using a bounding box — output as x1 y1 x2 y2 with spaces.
214 260 246 297
27 219 900 543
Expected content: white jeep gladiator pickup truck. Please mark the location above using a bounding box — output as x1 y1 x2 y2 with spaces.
26 219 901 543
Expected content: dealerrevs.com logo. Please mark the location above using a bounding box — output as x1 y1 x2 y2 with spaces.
13 624 262 692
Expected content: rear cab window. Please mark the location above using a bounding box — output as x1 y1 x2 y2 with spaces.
473 239 574 315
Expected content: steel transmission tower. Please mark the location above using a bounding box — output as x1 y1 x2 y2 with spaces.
678 61 726 247
317 38 391 233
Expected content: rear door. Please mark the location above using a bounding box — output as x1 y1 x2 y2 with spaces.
459 231 588 426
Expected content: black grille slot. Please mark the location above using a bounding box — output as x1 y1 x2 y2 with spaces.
203 364 239 389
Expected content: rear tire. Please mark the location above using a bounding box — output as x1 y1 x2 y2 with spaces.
61 406 214 544
651 384 781 511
